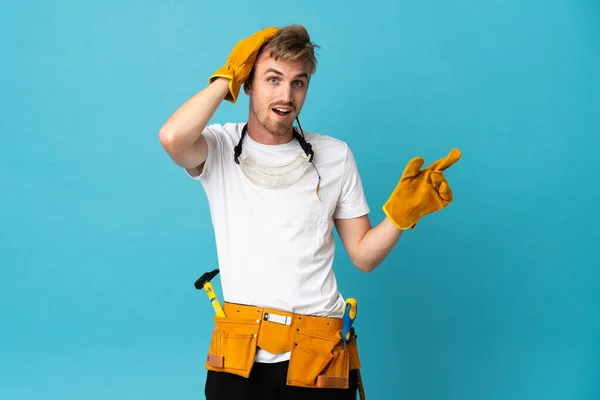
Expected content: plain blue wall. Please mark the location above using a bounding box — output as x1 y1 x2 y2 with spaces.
1 0 598 399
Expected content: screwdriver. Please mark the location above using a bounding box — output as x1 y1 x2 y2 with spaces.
342 298 357 350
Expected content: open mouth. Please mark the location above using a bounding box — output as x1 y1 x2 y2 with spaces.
272 107 293 117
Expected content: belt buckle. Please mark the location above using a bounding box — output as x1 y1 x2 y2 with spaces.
263 312 292 325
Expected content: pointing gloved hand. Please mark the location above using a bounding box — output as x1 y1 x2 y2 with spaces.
209 26 279 103
383 149 461 230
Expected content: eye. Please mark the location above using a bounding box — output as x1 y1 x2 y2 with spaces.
268 77 278 83
293 80 305 87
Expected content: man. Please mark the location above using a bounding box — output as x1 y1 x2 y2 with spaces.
159 24 460 400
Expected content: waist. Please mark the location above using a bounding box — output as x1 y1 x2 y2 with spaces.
219 279 345 318
214 301 344 355
220 301 344 329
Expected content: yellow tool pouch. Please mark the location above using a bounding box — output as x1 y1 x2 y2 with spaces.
205 302 362 389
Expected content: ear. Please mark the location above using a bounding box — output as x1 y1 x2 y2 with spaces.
243 80 252 95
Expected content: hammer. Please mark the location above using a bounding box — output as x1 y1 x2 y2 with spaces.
194 268 226 318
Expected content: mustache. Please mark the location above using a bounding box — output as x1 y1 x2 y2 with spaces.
270 102 296 111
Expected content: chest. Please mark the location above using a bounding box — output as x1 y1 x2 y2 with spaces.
220 162 341 232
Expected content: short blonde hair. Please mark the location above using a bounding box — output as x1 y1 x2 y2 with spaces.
248 24 320 83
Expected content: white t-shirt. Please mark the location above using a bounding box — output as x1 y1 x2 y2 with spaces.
186 122 370 363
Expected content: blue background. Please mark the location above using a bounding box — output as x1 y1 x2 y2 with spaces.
2 0 599 399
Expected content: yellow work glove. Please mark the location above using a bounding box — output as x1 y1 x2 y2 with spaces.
383 148 461 230
209 26 278 103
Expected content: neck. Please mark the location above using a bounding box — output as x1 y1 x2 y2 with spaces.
246 114 295 145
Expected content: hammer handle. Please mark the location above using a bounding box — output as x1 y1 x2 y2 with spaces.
204 282 226 318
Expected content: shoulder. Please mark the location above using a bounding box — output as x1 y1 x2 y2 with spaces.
302 130 357 169
204 122 245 148
303 131 351 158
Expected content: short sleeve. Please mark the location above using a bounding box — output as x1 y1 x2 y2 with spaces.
184 124 224 183
333 145 370 219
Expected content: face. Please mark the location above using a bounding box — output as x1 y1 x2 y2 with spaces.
244 51 310 137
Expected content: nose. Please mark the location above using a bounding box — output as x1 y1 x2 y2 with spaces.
277 83 293 104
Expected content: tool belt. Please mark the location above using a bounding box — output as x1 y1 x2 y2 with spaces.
205 301 362 390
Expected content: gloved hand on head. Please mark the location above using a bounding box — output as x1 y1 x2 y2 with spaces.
383 149 462 230
209 27 279 103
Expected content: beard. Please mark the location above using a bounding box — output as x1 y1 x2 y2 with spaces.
251 100 297 137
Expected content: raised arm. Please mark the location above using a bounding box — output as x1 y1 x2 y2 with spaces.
159 78 230 170
159 26 278 172
336 149 462 273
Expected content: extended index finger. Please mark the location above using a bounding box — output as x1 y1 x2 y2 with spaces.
425 148 462 171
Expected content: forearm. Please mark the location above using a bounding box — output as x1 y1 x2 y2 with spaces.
159 77 230 152
354 217 403 272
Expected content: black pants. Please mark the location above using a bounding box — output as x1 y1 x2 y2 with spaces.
205 361 358 400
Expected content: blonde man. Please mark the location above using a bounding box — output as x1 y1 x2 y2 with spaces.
160 24 460 400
